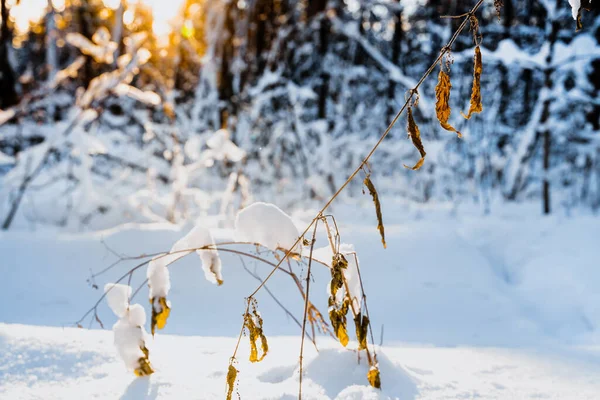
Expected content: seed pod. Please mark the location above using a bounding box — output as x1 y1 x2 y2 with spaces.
150 296 171 336
363 176 386 249
461 45 483 120
435 67 462 138
403 107 426 171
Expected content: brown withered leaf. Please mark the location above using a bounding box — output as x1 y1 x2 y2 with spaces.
367 366 381 389
363 176 386 249
461 45 483 120
330 253 348 299
494 0 503 21
226 363 238 400
435 68 462 138
403 107 426 171
134 345 154 376
150 296 171 336
244 304 269 362
354 312 370 351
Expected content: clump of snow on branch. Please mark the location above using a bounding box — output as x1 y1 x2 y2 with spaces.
104 283 154 376
202 129 246 167
105 283 131 318
569 0 581 19
235 202 302 254
147 225 223 291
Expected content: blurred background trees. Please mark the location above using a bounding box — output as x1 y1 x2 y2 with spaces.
0 0 598 230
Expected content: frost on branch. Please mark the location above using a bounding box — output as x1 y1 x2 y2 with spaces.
147 225 223 334
235 202 302 255
66 27 118 65
104 284 154 376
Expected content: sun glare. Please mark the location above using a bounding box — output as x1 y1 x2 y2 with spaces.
138 0 186 39
7 0 47 33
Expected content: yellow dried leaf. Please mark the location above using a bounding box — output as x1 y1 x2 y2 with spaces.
244 305 268 362
336 320 350 347
226 363 238 400
403 107 426 171
150 296 171 336
329 298 350 347
367 366 381 389
354 313 369 351
461 45 483 120
363 176 386 249
134 345 154 376
435 68 462 138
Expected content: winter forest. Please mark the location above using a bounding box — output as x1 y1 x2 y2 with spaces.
1 0 600 399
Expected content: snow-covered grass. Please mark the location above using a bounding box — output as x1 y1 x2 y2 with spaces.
1 201 600 398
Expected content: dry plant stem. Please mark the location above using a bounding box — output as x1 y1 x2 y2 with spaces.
241 0 485 301
229 0 485 389
324 212 377 362
79 244 329 328
240 257 316 347
352 253 377 360
299 220 320 400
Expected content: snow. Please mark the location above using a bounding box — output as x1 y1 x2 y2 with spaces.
148 224 223 297
2 204 600 398
235 202 303 253
2 323 600 399
569 0 581 19
112 305 151 373
0 150 15 165
104 283 132 318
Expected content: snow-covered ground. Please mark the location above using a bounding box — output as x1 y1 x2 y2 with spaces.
3 323 600 400
2 201 600 399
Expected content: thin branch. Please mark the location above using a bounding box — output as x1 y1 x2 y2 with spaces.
242 0 486 301
299 219 319 400
240 257 316 347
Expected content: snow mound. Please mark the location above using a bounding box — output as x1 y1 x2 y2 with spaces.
301 348 418 399
235 202 302 253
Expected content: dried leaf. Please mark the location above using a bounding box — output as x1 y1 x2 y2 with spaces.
461 45 483 120
494 0 503 21
354 313 370 351
403 107 426 171
134 345 154 376
244 303 268 362
150 296 171 336
435 68 462 138
226 363 238 400
330 253 348 298
329 297 350 347
363 176 386 249
367 366 381 389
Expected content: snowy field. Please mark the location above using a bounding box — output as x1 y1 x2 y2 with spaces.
2 201 600 399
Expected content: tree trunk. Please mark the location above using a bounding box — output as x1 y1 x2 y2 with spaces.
387 3 403 125
0 0 18 109
538 1 561 215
